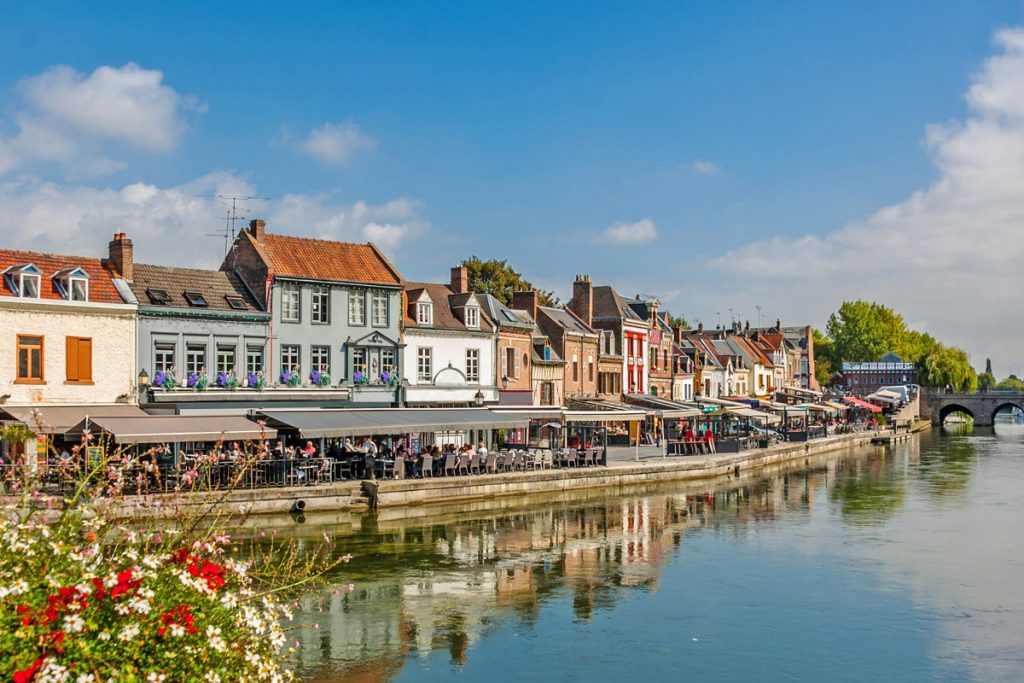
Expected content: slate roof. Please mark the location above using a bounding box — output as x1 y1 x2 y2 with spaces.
479 293 534 329
245 231 402 285
129 264 264 312
0 248 124 304
537 305 598 336
404 282 494 332
592 285 645 322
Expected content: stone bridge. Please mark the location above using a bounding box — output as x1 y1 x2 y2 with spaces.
920 391 1024 426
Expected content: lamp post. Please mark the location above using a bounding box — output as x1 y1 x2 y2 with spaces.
474 389 485 407
137 369 150 403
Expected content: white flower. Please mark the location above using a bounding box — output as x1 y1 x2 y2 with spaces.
207 624 226 652
63 613 85 633
146 673 166 683
98 631 112 641
205 672 221 683
77 674 96 683
118 623 141 642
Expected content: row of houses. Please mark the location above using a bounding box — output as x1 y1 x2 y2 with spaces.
0 221 818 420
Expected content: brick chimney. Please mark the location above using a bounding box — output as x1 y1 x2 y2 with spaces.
450 265 468 294
697 321 704 333
249 219 266 240
569 274 593 327
108 232 133 280
511 289 538 320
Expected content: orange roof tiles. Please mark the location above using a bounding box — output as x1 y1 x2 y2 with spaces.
0 249 125 304
250 232 402 285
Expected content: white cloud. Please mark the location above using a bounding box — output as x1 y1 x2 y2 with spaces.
697 26 1024 370
299 121 376 166
0 173 427 268
600 218 658 245
691 159 721 175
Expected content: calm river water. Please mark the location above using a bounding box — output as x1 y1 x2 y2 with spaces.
287 424 1024 682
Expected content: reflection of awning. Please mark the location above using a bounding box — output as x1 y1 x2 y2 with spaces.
0 404 148 434
842 396 882 413
258 408 528 438
66 415 276 444
726 406 782 424
623 394 702 418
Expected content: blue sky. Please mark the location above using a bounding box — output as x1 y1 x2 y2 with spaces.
2 1 1023 371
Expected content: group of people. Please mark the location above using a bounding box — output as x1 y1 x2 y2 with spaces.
393 441 489 478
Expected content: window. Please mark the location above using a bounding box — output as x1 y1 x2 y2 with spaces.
381 348 396 375
664 350 669 370
350 348 367 377
588 361 594 382
183 291 208 307
466 349 480 382
21 273 40 298
147 288 170 305
155 343 175 373
572 360 579 382
349 291 366 325
65 337 92 383
16 335 43 382
372 292 389 327
417 348 433 382
280 345 300 373
245 345 263 375
311 345 330 373
417 301 433 325
504 347 516 378
465 306 479 328
216 345 236 374
225 295 247 310
281 283 300 323
69 278 88 302
311 286 330 324
540 382 554 406
186 344 206 376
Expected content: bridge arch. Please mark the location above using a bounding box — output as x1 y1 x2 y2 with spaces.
939 403 974 425
991 402 1024 424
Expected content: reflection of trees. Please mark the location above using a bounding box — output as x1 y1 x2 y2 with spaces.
912 435 977 499
829 453 906 526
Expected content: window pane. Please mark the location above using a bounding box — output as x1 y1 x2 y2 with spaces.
71 279 87 301
349 292 366 325
372 292 388 326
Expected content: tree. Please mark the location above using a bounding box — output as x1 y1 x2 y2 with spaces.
812 328 835 387
920 345 978 392
997 375 1024 391
666 314 689 329
461 257 559 307
978 359 997 390
826 300 909 364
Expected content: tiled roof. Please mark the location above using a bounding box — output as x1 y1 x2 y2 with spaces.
129 264 264 313
247 232 402 285
0 249 124 304
404 282 494 332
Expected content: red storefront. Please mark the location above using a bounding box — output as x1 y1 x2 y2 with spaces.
625 330 646 394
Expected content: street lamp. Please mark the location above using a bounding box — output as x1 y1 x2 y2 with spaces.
501 376 509 390
138 369 150 388
474 389 485 407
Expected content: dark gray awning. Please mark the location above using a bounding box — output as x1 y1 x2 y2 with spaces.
256 408 529 438
623 394 702 418
65 415 276 444
0 404 149 434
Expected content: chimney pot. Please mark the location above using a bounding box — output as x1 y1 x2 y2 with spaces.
108 232 134 280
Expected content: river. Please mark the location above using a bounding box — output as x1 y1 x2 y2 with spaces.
285 423 1024 682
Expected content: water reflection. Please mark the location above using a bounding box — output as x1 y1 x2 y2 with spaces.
281 429 1024 682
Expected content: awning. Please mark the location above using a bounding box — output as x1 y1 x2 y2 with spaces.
257 408 529 438
488 406 564 420
725 406 782 424
569 397 658 416
807 403 839 413
0 404 149 434
65 415 276 445
623 394 702 418
842 396 882 413
825 400 850 411
563 410 645 424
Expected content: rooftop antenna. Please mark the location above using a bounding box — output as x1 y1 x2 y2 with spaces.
201 195 270 257
756 304 764 328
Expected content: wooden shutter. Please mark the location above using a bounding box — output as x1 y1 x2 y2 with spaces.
66 337 79 382
79 338 92 382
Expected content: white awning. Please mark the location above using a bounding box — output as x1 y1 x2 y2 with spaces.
725 406 782 424
563 410 646 423
257 408 529 438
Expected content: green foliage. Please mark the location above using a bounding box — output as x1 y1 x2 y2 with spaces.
997 374 1024 391
666 314 689 329
978 371 997 390
0 423 35 446
812 328 835 386
461 256 559 307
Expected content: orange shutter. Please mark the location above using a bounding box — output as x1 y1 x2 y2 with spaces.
66 337 79 382
79 338 92 382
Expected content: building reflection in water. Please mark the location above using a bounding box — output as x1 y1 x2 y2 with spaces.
290 435 965 682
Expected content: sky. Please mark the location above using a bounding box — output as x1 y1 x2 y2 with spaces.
1 1 1023 374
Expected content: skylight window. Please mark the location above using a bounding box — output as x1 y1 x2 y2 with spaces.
225 295 247 310
147 288 171 305
184 291 208 307
502 310 519 323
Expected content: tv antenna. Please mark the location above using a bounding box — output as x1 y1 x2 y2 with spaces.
756 305 764 329
202 195 270 256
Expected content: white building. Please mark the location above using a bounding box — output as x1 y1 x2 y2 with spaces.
401 268 497 408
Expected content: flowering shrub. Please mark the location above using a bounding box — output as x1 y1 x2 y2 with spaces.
246 372 267 390
187 370 209 391
152 370 177 391
0 426 346 681
380 371 399 386
352 370 368 386
309 370 330 387
216 371 240 390
279 369 301 387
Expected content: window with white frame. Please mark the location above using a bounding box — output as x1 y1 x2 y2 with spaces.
186 343 206 376
371 292 388 327
20 272 40 298
245 345 263 374
311 345 330 373
281 283 300 323
349 291 366 325
280 345 300 373
417 301 433 325
466 348 480 382
417 347 433 382
352 348 367 376
465 306 479 328
311 286 330 324
155 343 175 373
381 348 396 375
216 345 236 374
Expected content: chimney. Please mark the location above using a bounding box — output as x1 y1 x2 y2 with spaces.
450 265 468 294
744 320 750 332
775 318 781 331
697 322 704 333
511 289 538 320
569 274 593 327
647 299 660 323
249 219 266 240
108 232 133 280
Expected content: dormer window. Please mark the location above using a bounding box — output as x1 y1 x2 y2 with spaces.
183 291 208 307
465 305 479 328
4 264 42 298
53 267 90 302
417 301 433 325
22 272 40 298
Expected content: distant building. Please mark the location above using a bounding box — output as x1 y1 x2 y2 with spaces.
841 352 916 394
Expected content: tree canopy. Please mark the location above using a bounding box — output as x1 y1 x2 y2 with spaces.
461 256 559 307
824 299 977 391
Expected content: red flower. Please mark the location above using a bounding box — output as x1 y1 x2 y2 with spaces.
186 559 227 592
13 657 45 683
110 568 141 599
